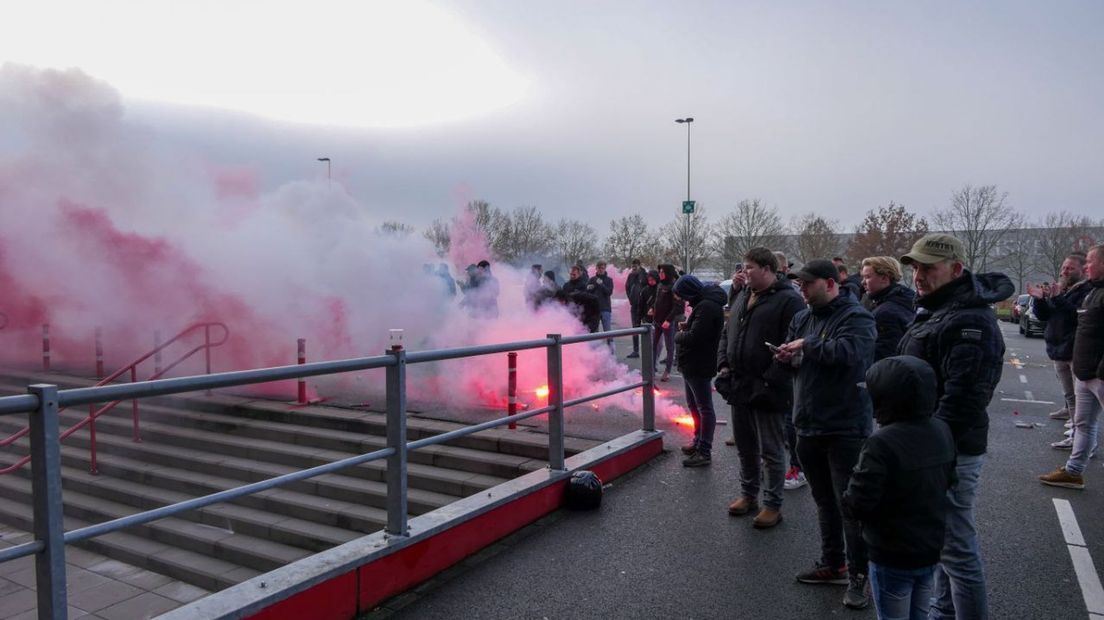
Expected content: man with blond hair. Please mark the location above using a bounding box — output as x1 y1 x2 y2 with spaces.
860 256 916 360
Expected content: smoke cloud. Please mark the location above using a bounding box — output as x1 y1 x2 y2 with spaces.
0 64 683 422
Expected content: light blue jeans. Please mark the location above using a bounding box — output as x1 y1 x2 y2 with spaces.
869 562 934 620
599 310 614 351
929 453 987 620
1065 378 1104 475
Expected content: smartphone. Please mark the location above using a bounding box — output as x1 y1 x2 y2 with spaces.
765 341 781 353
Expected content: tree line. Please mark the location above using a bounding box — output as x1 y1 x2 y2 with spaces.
380 184 1101 283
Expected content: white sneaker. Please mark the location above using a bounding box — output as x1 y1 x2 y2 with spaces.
1065 429 1074 437
784 471 807 490
1052 437 1074 450
1066 420 1074 429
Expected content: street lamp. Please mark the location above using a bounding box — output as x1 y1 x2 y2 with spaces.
675 117 694 272
317 157 331 190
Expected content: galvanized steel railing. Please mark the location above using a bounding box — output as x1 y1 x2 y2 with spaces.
0 326 656 620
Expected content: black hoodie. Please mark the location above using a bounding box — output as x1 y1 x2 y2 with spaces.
651 264 683 326
672 278 728 378
842 356 956 569
897 270 1013 456
869 282 916 361
639 270 659 323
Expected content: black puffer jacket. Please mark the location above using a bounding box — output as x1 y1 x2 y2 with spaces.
717 279 806 411
897 270 1013 456
842 356 956 570
673 278 727 378
1073 278 1104 381
869 283 916 361
788 294 877 437
1033 280 1092 361
651 264 683 326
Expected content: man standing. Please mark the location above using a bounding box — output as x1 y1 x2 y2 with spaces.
1040 245 1104 489
897 233 1013 620
588 261 616 351
774 259 876 609
671 275 728 467
625 259 646 358
562 264 588 295
650 264 682 381
1030 253 1091 428
717 248 805 527
860 256 916 361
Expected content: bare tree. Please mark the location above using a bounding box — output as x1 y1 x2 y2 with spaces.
714 199 786 273
996 227 1040 292
1034 211 1101 279
603 215 660 266
422 218 451 257
933 184 1022 272
791 213 845 264
846 202 929 264
492 206 554 265
660 206 712 272
553 219 599 267
378 221 415 237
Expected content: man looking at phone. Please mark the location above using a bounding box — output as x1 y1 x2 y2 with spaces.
774 258 877 609
717 248 805 527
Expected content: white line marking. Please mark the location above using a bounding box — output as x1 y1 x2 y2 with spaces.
1025 390 1035 401
1020 375 1028 384
1055 498 1086 546
1052 499 1104 615
1001 398 1056 404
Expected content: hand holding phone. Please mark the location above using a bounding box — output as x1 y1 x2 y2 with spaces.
765 341 781 353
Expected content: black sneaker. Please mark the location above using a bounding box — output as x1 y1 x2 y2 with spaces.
842 573 870 609
796 562 848 585
626 352 640 359
682 452 711 467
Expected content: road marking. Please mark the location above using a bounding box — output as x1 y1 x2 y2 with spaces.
1025 390 1035 401
1020 375 1028 384
1011 357 1024 368
1001 398 1056 405
1052 499 1104 615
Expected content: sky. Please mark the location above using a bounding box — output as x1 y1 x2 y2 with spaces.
1 0 1102 233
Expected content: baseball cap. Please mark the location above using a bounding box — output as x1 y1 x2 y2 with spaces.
788 259 839 282
900 234 966 265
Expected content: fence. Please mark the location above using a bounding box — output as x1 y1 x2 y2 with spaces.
0 325 655 619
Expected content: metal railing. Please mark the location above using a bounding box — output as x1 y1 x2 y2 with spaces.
0 325 655 619
0 322 229 476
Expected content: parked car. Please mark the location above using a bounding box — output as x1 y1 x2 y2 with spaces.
1020 297 1047 337
1011 294 1030 324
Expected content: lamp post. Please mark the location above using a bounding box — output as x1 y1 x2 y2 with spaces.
317 157 331 190
675 117 694 272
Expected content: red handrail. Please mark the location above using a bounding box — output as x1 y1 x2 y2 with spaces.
0 322 229 475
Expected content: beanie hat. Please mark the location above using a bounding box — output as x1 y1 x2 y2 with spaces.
672 274 704 302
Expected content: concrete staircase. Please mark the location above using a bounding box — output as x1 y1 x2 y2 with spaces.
0 370 598 592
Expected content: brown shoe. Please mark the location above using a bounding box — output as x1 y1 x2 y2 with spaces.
753 507 782 529
1039 467 1085 489
728 497 759 516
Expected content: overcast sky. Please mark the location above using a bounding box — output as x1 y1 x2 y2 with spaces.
3 0 1102 233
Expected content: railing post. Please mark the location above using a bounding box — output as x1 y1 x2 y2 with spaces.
42 324 50 372
641 324 656 432
153 330 163 376
507 352 518 431
297 338 307 405
94 327 104 379
546 334 565 471
28 384 68 619
385 345 408 537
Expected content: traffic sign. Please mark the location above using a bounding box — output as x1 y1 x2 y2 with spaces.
682 200 695 214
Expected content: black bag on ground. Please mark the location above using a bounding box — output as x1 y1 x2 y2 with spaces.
565 470 603 510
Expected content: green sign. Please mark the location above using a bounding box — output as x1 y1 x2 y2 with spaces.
682 200 696 214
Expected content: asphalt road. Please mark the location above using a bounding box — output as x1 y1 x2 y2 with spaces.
377 321 1103 620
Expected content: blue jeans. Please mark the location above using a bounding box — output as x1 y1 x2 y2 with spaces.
1065 378 1104 475
870 562 934 620
651 323 674 372
599 310 613 351
930 453 987 620
684 375 716 457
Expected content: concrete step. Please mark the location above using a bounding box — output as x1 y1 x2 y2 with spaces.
0 471 312 574
0 498 259 591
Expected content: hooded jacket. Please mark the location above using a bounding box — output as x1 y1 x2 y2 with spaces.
896 270 1013 456
625 267 646 309
717 278 806 411
639 270 659 323
1072 278 1104 381
788 293 877 437
841 356 956 570
651 264 683 326
1032 279 1091 362
869 283 916 361
672 276 727 378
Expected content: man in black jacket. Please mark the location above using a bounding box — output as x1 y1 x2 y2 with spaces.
625 259 646 358
1041 244 1104 490
897 233 1013 620
1030 253 1091 426
860 256 916 360
650 264 682 381
842 356 956 619
717 248 805 528
774 259 876 609
672 275 727 467
588 261 616 352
